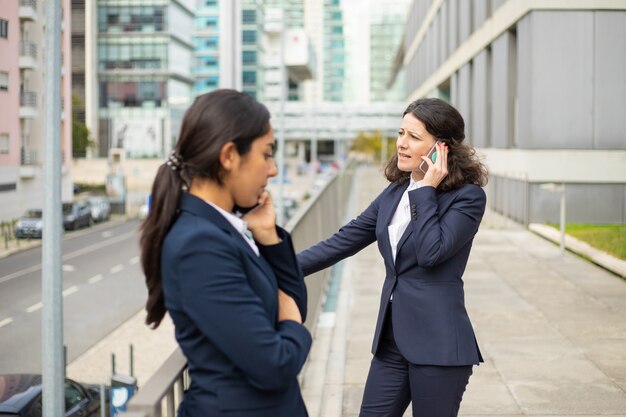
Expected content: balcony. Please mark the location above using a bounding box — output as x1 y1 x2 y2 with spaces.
19 41 38 70
20 147 38 178
19 0 38 22
19 91 38 119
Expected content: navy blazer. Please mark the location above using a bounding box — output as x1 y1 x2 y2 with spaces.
298 182 485 366
162 192 312 417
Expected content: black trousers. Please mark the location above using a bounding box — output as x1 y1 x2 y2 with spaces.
359 310 473 417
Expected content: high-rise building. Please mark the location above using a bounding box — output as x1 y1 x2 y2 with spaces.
0 0 73 222
192 0 265 99
322 0 344 102
193 0 219 96
241 0 265 100
369 0 411 101
97 0 194 158
396 0 626 224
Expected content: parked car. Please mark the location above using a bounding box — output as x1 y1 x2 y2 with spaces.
87 196 111 223
0 374 108 417
62 201 92 231
14 209 43 239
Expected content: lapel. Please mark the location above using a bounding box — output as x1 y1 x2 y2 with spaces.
179 193 276 281
379 182 409 268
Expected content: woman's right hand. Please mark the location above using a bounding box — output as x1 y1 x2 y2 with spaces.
278 289 302 324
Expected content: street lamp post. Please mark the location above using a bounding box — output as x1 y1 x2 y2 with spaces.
42 0 64 415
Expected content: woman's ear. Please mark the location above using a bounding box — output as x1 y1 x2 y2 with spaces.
219 141 239 172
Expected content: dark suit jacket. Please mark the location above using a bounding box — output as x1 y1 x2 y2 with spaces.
162 192 311 417
298 182 485 366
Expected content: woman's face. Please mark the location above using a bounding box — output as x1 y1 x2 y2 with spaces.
396 113 437 176
230 127 278 208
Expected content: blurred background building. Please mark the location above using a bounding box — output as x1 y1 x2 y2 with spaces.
0 0 73 220
96 0 194 158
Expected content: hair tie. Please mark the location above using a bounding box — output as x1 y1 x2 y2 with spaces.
166 151 183 171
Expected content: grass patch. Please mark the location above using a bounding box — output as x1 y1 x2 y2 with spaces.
549 224 626 261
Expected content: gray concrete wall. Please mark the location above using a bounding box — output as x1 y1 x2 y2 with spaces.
516 11 626 150
594 12 626 149
447 0 458 57
456 63 472 136
470 49 490 148
491 30 516 149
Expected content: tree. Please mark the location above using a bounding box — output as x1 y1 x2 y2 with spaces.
72 95 94 158
350 130 395 162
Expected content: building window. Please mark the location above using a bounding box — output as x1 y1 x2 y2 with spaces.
242 30 256 45
0 133 9 154
0 72 8 91
242 50 256 65
0 19 7 38
242 10 256 24
242 71 256 85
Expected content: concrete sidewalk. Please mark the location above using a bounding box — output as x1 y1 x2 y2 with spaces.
300 166 626 417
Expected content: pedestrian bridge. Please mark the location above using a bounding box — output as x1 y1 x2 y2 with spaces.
119 164 626 417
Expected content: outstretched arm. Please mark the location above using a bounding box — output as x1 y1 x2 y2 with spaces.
297 188 387 276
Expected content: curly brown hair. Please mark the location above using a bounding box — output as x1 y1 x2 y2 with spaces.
384 98 488 192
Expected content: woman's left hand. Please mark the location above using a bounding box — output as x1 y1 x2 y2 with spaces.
242 191 281 245
421 142 449 189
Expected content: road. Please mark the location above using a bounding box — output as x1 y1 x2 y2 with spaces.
0 219 146 374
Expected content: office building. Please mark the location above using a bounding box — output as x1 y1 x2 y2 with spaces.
97 0 194 158
396 0 626 224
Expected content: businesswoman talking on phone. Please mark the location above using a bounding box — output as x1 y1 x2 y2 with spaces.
298 98 488 417
140 89 311 417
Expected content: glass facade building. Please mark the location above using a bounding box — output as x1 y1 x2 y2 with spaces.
192 0 265 99
98 0 194 158
323 0 344 102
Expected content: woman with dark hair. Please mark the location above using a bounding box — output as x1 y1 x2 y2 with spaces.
298 97 488 416
140 89 311 417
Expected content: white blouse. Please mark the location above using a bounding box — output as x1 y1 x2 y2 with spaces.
206 201 260 256
388 176 423 262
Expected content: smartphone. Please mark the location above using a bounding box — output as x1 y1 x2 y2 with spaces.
418 141 443 174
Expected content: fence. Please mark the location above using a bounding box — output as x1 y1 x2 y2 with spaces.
117 160 356 417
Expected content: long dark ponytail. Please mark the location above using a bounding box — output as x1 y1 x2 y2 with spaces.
140 89 271 328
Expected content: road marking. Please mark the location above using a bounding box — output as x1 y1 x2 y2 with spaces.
26 302 43 313
129 256 139 265
110 264 123 274
62 264 76 272
88 274 103 284
0 230 136 285
102 231 113 238
63 286 79 297
0 318 13 328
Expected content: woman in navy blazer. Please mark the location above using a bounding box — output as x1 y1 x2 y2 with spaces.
140 90 311 417
298 98 489 417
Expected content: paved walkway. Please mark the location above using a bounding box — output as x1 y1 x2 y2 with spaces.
300 166 626 417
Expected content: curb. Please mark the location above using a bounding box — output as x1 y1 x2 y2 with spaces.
529 223 626 278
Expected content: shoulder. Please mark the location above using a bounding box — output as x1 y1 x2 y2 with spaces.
165 212 234 257
443 183 486 205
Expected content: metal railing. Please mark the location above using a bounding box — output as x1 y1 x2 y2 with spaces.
19 41 37 59
21 147 38 165
118 160 357 417
20 91 37 107
20 0 37 6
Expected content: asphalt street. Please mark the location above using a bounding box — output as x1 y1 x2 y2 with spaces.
0 219 146 374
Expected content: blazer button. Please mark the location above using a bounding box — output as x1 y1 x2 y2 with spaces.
411 204 416 209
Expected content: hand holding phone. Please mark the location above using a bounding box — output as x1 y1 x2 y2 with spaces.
418 140 443 174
